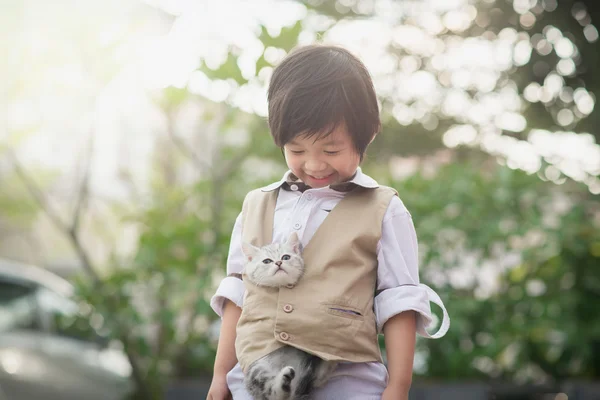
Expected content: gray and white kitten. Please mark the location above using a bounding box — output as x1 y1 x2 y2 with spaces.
241 232 337 400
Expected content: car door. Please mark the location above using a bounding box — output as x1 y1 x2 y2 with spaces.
0 278 67 400
0 279 132 400
33 286 133 400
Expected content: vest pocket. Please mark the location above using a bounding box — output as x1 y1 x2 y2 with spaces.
326 305 364 320
315 303 365 341
322 302 365 326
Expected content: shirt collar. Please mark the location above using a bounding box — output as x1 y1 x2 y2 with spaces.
260 167 379 192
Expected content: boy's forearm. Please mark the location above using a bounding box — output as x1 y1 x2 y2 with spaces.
383 311 417 391
213 300 242 376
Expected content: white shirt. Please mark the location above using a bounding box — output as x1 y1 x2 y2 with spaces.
210 168 449 398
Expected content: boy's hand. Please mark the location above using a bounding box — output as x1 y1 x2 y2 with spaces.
206 374 232 400
381 384 409 400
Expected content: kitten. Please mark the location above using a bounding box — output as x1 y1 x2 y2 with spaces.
241 232 337 400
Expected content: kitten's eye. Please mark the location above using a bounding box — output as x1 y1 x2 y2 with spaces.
281 255 291 261
262 258 273 264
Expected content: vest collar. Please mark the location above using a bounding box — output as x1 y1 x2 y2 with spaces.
260 167 379 192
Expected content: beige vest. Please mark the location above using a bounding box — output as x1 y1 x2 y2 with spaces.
235 185 397 372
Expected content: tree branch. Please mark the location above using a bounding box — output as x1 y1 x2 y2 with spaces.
166 112 211 174
7 149 71 235
8 150 102 283
72 125 95 236
7 146 154 399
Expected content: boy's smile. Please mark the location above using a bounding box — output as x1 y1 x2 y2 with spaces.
283 124 361 188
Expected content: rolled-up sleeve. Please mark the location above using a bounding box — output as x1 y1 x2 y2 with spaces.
374 196 449 338
210 212 246 317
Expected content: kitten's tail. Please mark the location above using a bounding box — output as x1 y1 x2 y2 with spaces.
274 366 296 397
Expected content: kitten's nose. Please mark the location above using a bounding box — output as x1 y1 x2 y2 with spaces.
275 261 282 267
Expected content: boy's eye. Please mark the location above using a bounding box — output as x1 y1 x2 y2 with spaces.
324 151 340 155
289 150 304 155
262 258 273 264
281 255 291 260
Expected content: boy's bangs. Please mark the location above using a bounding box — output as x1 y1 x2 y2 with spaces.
287 84 353 145
299 120 342 144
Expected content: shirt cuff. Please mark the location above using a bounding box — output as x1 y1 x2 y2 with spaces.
210 276 245 318
375 283 450 338
375 284 433 335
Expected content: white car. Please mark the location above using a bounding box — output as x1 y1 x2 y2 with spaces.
0 259 133 400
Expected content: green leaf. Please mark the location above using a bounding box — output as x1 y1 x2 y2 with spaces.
258 20 303 52
199 52 247 85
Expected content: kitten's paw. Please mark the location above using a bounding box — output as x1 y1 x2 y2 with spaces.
282 366 295 383
277 366 295 395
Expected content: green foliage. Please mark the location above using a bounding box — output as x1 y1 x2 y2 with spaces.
258 20 303 51
379 155 600 381
199 52 248 86
156 87 192 111
0 168 54 225
72 182 229 397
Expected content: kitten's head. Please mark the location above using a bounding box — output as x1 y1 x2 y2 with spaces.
242 232 304 287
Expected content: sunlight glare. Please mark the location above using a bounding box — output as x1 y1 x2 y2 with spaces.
513 39 532 65
556 59 576 76
573 88 595 115
543 25 562 43
556 109 574 126
529 130 600 183
392 104 415 126
543 73 563 99
495 112 527 132
513 0 537 14
583 24 599 43
442 9 473 32
523 82 541 102
519 12 536 29
442 89 471 116
554 37 575 58
443 124 478 147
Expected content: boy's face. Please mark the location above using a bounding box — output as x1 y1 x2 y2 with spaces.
283 124 361 188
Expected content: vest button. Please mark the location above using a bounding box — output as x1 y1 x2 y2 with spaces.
290 184 299 191
283 304 293 313
279 332 290 341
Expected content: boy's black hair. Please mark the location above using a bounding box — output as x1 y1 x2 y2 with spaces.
267 44 380 157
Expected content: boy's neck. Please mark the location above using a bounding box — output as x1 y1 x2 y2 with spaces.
285 169 359 192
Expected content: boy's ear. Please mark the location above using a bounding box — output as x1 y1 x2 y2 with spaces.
241 242 259 261
286 232 302 254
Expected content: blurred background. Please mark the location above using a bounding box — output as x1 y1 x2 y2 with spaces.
1 0 599 399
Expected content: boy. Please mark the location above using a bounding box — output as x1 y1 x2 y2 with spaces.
207 44 449 400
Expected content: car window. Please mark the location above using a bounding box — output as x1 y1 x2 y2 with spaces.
0 280 39 332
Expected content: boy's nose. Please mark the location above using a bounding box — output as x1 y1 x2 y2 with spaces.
305 159 327 172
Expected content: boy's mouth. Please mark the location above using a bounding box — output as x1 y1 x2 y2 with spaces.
307 173 333 184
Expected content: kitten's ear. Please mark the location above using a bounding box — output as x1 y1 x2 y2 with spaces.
241 242 259 261
286 232 302 254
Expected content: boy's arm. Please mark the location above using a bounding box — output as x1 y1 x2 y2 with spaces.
207 300 242 399
213 300 242 377
208 212 245 399
382 310 416 399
